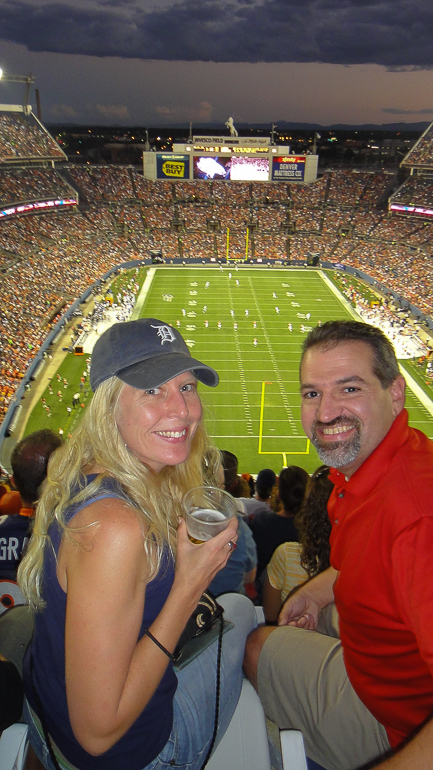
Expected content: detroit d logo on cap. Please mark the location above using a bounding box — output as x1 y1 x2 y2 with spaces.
151 324 177 345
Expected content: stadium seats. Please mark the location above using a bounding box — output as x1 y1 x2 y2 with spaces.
0 722 29 770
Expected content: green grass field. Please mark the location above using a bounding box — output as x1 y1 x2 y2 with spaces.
24 266 433 475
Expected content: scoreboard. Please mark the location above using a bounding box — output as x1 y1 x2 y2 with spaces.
144 136 317 184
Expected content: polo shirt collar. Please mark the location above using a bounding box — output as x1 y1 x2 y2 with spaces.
329 408 410 498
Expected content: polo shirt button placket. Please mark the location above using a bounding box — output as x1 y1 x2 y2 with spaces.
335 489 345 524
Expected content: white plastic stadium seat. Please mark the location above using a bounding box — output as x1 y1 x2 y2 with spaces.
280 729 308 770
0 723 30 770
206 678 272 770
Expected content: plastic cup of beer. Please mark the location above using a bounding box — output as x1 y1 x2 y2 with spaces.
182 486 237 543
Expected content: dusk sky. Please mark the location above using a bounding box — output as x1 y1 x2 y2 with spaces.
1 0 433 127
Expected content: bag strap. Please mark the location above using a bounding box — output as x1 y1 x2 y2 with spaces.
30 654 63 770
199 613 224 770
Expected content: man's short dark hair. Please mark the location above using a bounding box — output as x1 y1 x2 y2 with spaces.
11 429 63 505
301 320 400 388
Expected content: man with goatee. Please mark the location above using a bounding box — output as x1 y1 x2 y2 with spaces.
244 320 433 770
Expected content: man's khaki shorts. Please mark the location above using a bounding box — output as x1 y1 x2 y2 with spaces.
257 607 390 770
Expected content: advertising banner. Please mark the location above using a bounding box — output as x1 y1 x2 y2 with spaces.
390 203 433 218
156 155 189 179
272 156 305 181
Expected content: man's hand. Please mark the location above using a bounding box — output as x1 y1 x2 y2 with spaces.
278 566 339 629
278 591 321 629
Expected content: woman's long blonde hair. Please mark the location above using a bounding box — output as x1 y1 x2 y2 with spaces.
18 376 210 609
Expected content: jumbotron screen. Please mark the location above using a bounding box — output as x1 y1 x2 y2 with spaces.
193 156 270 181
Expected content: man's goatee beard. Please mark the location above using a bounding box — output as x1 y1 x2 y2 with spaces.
311 416 361 468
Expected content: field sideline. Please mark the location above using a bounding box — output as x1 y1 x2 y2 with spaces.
23 266 433 476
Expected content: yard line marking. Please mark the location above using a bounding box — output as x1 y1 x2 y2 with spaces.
210 434 308 439
228 280 254 435
249 276 299 434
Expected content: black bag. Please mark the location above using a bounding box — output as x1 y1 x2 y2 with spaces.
173 590 225 665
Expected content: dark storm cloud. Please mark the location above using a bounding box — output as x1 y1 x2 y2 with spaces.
1 0 433 66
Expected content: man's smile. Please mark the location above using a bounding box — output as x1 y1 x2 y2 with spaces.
321 423 355 436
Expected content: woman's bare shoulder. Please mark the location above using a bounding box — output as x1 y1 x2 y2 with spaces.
58 497 149 592
69 496 147 551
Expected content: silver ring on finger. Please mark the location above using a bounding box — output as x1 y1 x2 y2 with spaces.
227 540 237 552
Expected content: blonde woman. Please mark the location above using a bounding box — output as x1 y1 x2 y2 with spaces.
19 318 255 770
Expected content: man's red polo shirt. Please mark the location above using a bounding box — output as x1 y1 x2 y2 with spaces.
328 408 433 747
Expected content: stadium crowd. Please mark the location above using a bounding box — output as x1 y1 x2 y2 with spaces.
0 168 73 207
390 176 433 208
1 115 433 422
0 113 65 162
68 166 135 202
4 108 433 770
401 124 433 167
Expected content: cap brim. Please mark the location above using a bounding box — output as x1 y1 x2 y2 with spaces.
117 353 219 390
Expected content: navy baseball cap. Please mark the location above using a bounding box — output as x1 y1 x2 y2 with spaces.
90 318 219 392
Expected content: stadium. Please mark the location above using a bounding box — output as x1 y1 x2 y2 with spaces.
1 105 433 475
3 81 433 770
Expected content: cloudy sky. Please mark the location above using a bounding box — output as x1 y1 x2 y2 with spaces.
1 0 433 126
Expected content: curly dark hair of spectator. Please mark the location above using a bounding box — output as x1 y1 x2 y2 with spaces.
295 465 333 578
301 320 400 388
278 465 310 517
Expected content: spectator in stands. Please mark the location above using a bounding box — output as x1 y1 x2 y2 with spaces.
11 429 63 511
0 429 62 581
249 465 309 582
263 465 333 623
240 468 276 517
220 449 251 500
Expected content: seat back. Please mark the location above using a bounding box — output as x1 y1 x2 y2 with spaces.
0 723 29 770
0 604 34 676
0 581 26 616
206 678 272 770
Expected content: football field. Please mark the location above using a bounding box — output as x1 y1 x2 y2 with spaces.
134 266 433 475
23 266 433 475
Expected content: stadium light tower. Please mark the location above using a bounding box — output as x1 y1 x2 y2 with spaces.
0 67 35 110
